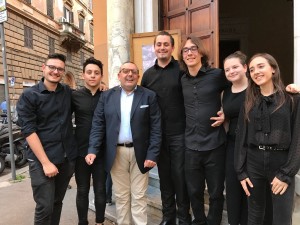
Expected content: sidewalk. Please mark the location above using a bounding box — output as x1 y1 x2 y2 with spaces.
0 166 114 225
1 166 300 225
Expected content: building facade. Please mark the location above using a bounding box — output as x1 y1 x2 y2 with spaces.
0 0 94 108
93 0 300 195
94 0 298 86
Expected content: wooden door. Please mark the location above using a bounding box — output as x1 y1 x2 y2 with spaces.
163 0 219 67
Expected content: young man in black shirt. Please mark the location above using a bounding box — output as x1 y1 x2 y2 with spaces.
142 31 191 225
72 57 106 225
17 53 77 225
178 36 227 225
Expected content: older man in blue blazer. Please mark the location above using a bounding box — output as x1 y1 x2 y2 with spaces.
85 62 161 225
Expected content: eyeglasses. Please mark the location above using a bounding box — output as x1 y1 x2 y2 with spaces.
182 46 198 55
45 65 65 73
120 68 139 75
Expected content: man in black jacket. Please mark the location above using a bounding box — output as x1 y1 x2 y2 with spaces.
17 53 77 225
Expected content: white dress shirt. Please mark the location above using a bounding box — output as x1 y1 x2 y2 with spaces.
118 87 135 143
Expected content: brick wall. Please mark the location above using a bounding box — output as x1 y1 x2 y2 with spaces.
0 10 94 104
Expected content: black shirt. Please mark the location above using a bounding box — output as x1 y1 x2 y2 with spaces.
17 78 77 164
141 58 185 135
72 87 101 157
222 85 246 137
181 66 228 151
235 93 300 184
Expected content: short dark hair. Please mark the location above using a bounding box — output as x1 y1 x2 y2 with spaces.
46 53 66 63
83 57 103 75
154 31 175 47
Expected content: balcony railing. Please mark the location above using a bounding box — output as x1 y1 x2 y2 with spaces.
58 19 86 52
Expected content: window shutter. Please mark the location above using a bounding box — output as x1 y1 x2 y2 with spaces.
90 27 94 44
63 7 67 19
24 26 33 48
70 11 74 23
79 19 84 32
49 37 55 54
47 0 54 18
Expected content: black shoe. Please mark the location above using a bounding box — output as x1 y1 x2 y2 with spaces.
106 200 112 206
159 219 176 225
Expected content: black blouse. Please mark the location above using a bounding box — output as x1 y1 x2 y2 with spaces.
222 85 246 137
235 92 300 184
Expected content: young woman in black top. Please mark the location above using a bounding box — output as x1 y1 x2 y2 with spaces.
223 51 273 225
235 53 300 225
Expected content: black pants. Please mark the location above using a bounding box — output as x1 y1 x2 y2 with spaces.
75 156 106 225
157 133 191 224
226 137 273 225
29 158 75 225
247 148 295 225
185 145 226 225
225 136 248 225
106 172 112 202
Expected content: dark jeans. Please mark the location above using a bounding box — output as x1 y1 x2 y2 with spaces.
185 144 226 225
106 172 112 202
226 137 273 225
29 158 75 225
75 156 106 225
247 148 295 225
157 133 191 224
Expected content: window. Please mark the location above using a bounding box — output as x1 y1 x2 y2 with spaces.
47 0 54 18
24 0 31 4
67 48 72 62
24 25 33 48
79 18 84 32
63 7 74 23
78 10 86 32
80 52 85 66
49 37 55 54
90 26 94 45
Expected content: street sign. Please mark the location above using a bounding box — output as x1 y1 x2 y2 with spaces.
0 10 7 23
10 76 15 87
0 0 6 12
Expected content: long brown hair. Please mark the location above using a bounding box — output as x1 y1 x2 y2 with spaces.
178 35 210 73
244 53 287 121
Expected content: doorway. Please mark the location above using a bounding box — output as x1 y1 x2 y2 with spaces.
219 40 240 70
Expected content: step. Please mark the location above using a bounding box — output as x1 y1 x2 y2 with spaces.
88 185 229 225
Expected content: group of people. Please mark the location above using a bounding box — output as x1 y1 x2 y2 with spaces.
15 30 300 225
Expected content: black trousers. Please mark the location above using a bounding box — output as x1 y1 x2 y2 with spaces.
29 158 75 225
157 133 191 224
226 137 273 225
106 172 112 202
185 145 226 225
247 148 295 225
75 156 106 225
225 136 248 225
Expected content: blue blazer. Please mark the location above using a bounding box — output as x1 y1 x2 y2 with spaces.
88 85 161 174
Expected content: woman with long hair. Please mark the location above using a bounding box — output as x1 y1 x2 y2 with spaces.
223 51 274 225
235 53 300 225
